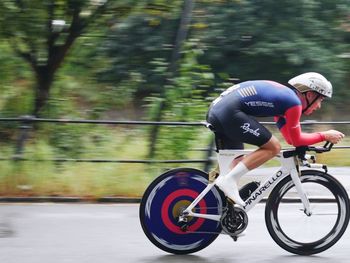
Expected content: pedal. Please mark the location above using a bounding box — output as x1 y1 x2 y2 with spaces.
231 235 238 242
229 231 246 242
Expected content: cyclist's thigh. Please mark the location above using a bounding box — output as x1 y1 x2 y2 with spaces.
207 110 243 150
222 111 272 147
215 132 244 150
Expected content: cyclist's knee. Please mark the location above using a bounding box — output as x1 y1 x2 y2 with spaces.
262 136 281 156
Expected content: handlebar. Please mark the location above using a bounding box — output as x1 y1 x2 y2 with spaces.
283 141 334 159
305 141 334 153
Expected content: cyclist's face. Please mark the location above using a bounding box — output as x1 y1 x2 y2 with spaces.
303 92 325 115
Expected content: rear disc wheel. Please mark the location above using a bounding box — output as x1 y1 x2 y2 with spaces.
139 168 225 254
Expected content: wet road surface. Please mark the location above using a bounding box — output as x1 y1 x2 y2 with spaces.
0 203 349 263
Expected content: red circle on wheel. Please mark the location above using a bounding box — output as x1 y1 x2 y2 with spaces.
161 189 207 234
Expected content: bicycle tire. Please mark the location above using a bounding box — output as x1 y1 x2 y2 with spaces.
265 170 350 255
139 168 226 254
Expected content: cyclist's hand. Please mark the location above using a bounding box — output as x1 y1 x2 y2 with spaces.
321 130 345 144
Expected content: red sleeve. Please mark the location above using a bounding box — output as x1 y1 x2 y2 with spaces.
274 116 293 144
277 105 325 146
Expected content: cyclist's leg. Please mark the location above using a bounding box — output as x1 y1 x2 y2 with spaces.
241 135 280 170
211 111 280 205
207 110 244 182
214 132 244 150
208 133 245 182
207 109 244 150
219 110 280 170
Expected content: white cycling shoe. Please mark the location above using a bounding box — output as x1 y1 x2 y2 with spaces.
215 175 246 207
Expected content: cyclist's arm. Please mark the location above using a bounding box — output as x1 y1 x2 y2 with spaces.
274 116 292 145
275 105 325 146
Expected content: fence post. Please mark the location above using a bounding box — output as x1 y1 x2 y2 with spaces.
203 136 215 172
12 115 34 160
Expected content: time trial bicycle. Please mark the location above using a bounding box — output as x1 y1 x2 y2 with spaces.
139 124 350 255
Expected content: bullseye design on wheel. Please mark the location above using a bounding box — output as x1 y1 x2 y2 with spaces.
161 189 207 234
140 168 225 254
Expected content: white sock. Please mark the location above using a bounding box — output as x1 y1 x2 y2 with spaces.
216 162 249 206
225 162 249 185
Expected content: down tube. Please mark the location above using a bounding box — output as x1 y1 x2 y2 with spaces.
243 169 288 212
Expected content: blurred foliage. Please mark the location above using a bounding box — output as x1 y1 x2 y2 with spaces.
1 0 349 118
148 39 214 158
99 0 350 103
0 0 142 115
195 0 350 97
0 0 350 196
98 0 184 96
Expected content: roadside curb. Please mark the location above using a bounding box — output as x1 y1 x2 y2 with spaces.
0 196 342 204
0 197 142 203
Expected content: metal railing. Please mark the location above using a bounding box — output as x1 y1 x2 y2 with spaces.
0 116 216 171
1 116 350 171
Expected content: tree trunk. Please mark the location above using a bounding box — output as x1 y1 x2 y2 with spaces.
33 66 55 116
148 0 195 158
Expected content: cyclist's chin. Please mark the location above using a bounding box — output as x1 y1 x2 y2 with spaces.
304 108 317 115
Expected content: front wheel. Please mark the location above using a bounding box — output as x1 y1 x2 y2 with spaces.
139 168 226 254
265 170 350 255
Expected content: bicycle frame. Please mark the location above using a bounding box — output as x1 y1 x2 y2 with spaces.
182 149 312 222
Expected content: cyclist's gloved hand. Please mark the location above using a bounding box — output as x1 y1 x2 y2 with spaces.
321 130 345 144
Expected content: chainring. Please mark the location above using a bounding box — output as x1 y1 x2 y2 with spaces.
220 202 248 236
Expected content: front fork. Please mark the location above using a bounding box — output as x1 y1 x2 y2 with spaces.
289 157 312 216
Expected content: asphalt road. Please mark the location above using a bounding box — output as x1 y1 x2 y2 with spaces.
0 203 349 263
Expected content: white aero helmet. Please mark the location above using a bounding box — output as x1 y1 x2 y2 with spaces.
288 72 333 98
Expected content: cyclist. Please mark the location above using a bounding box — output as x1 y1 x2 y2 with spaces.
207 72 345 206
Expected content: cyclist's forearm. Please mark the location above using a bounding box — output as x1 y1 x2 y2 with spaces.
288 127 325 146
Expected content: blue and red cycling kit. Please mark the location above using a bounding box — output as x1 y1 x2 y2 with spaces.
206 80 325 149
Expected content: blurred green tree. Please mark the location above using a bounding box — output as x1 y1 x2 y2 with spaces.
150 39 214 159
99 0 350 157
99 1 185 96
0 0 140 116
101 0 350 100
98 0 195 157
195 0 350 100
